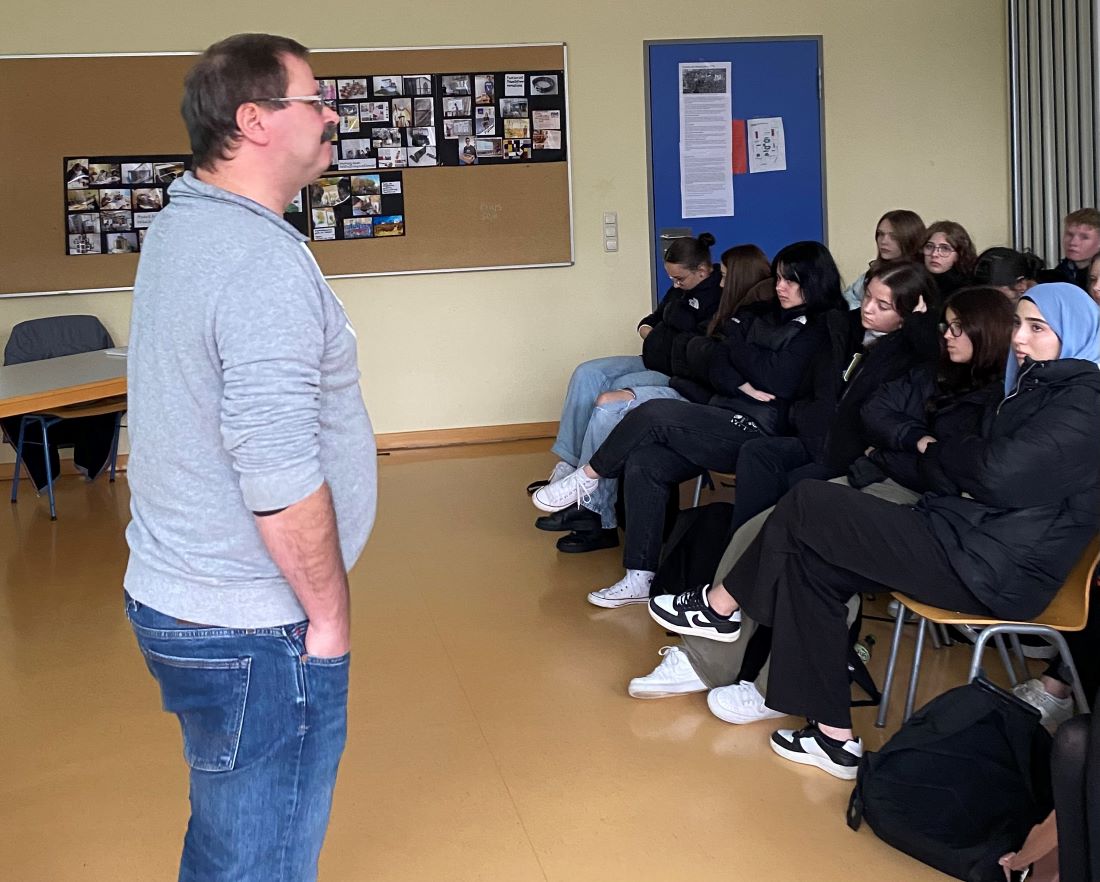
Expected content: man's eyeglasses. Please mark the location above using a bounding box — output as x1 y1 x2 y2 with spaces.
252 94 336 113
923 242 956 256
939 320 964 338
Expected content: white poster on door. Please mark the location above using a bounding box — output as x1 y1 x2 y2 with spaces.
678 62 734 218
747 116 787 173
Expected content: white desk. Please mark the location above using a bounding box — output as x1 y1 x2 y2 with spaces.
0 350 127 419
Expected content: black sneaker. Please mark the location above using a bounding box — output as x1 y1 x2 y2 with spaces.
770 722 863 780
647 585 741 643
556 528 619 553
535 504 601 533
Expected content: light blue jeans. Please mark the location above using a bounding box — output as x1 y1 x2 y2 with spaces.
577 384 685 529
125 591 349 882
550 356 670 467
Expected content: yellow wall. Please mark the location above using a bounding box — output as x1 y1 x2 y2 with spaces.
0 0 1010 439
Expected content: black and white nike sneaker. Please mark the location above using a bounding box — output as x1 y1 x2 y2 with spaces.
770 723 863 780
647 585 741 643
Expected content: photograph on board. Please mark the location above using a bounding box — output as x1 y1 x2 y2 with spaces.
377 147 407 168
475 106 496 135
373 215 404 237
533 129 562 149
350 174 381 195
99 189 131 210
444 96 472 118
66 159 91 187
134 188 164 211
122 162 154 184
503 139 532 160
476 137 503 158
352 194 382 216
154 161 185 184
312 206 336 228
317 79 337 102
443 119 473 139
339 78 369 99
499 98 529 118
391 98 413 127
408 144 437 167
67 212 101 234
107 232 139 253
681 65 727 94
409 127 435 147
67 189 99 211
360 101 389 122
89 163 121 185
68 233 101 254
474 74 495 104
503 118 530 139
413 97 434 127
403 75 432 96
372 128 402 148
343 217 373 239
530 74 559 95
460 137 478 165
371 76 401 97
339 105 360 133
310 176 352 207
440 74 471 96
532 109 560 129
101 210 131 231
341 139 374 160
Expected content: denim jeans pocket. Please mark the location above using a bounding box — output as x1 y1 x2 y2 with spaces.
141 647 252 772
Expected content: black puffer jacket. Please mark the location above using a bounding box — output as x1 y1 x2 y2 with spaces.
853 365 1002 494
788 308 941 471
918 358 1100 619
638 267 723 375
670 301 828 434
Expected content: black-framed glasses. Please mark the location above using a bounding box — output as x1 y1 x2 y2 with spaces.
939 320 964 338
252 94 336 113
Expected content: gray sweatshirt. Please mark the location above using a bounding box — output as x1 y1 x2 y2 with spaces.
124 172 376 627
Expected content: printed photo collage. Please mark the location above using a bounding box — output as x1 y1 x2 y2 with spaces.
283 171 406 242
64 155 188 255
315 70 566 173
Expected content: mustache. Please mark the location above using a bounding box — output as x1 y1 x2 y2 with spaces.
322 122 338 142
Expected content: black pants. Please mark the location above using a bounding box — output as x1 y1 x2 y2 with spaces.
1051 713 1100 881
727 435 838 533
1044 578 1100 702
1 413 117 492
724 480 991 728
589 399 762 571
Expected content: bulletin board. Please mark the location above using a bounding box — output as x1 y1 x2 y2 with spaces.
644 37 826 304
0 43 573 297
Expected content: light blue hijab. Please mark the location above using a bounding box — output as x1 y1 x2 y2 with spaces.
1004 282 1100 394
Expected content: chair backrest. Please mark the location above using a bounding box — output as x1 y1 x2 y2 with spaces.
3 315 114 366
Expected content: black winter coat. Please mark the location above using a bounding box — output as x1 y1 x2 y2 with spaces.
670 301 827 435
638 268 723 376
918 358 1100 619
788 308 941 472
853 365 1003 494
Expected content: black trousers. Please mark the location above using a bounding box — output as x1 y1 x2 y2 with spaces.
1051 714 1099 881
588 399 761 571
724 479 991 728
1045 577 1100 702
727 435 838 533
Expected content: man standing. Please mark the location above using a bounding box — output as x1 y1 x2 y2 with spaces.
123 34 376 882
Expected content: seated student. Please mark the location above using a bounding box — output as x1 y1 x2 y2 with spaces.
972 246 1044 300
648 283 1100 779
532 241 843 607
1040 208 1100 291
1089 252 1100 306
724 259 942 536
922 220 977 299
531 233 723 525
628 287 1015 711
549 244 772 554
842 209 926 309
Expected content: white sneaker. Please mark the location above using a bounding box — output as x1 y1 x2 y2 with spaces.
587 569 654 608
628 646 706 699
1013 678 1074 728
707 681 786 724
532 466 600 513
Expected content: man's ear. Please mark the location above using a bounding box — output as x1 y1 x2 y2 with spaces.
235 101 272 147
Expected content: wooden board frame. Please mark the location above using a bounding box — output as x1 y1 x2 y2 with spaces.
0 43 573 298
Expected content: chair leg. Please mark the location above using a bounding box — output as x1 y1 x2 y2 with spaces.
928 621 942 650
938 624 954 646
691 474 703 507
109 413 122 482
1009 634 1028 676
40 418 56 521
903 617 928 721
875 603 909 728
994 634 1018 686
11 417 28 504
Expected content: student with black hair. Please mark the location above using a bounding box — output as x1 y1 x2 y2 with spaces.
532 241 843 608
842 209 926 309
972 246 1044 300
530 233 723 531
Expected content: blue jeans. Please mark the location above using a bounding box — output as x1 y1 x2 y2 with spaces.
580 385 685 528
550 355 669 466
125 592 349 882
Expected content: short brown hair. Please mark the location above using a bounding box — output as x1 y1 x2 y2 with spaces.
182 33 310 170
1065 208 1100 231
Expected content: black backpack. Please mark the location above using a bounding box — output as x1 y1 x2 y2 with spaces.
650 502 734 598
847 678 1053 882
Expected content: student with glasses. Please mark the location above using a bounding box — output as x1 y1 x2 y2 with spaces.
922 219 977 299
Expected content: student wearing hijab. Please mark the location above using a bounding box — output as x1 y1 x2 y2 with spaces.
649 282 1100 780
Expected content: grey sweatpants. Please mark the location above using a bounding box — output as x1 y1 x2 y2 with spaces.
679 477 920 691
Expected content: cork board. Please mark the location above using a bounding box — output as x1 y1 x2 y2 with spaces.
0 44 572 296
